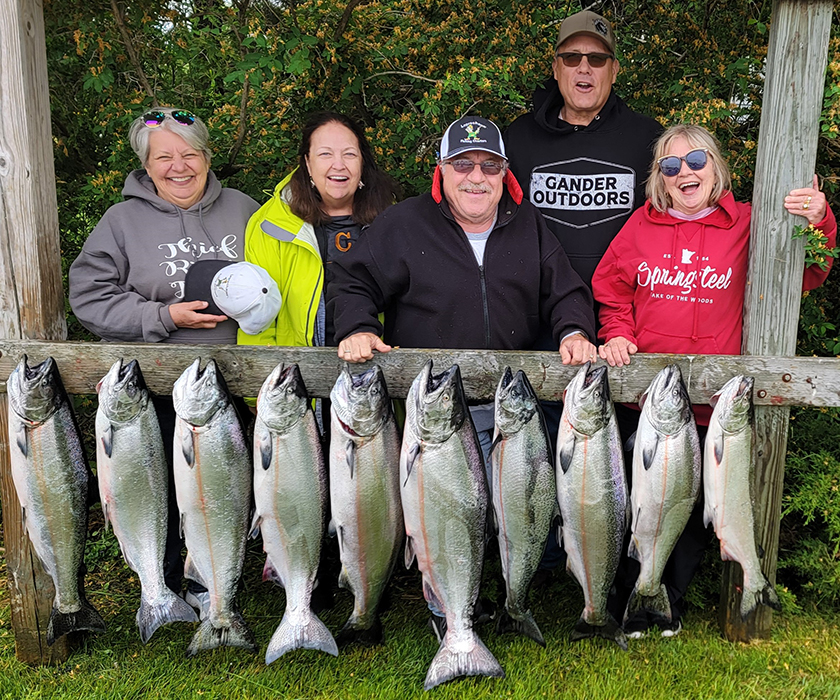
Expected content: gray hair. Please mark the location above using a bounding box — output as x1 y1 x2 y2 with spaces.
128 107 212 167
646 124 731 213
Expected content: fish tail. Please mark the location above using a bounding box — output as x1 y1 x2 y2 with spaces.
136 591 199 644
495 608 545 647
186 612 256 656
335 614 383 648
624 583 672 627
423 629 504 691
740 576 782 620
265 608 338 663
571 614 628 651
47 601 106 646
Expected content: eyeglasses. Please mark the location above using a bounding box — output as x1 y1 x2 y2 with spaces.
445 159 505 176
142 110 197 128
656 148 709 177
555 52 614 68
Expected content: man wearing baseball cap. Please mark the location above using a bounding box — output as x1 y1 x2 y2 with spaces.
329 115 595 369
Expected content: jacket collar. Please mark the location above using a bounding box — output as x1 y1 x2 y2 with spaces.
644 190 740 229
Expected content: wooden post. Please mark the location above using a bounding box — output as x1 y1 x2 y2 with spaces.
0 0 70 663
724 0 834 641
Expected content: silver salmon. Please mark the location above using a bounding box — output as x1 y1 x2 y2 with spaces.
490 367 555 647
172 359 255 655
626 364 701 627
96 359 197 643
7 356 106 645
556 363 628 650
330 364 402 646
704 375 780 619
253 363 337 663
401 361 503 691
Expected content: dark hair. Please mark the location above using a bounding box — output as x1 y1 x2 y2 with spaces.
289 112 401 226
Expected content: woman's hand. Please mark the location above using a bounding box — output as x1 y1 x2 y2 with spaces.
168 300 228 329
599 336 638 367
337 332 392 363
784 175 827 226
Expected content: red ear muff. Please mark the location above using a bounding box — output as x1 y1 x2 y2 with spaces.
431 164 443 203
504 169 523 204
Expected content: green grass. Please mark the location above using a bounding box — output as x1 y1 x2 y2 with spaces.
0 535 839 700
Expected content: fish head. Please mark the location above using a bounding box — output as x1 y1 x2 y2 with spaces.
172 359 229 427
495 368 540 436
644 364 693 434
710 375 753 434
97 359 149 423
7 355 65 424
331 364 390 437
257 363 310 433
413 361 467 443
562 362 611 436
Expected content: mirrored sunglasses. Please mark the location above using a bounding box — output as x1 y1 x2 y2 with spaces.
555 52 613 68
447 159 505 175
142 110 197 128
657 148 709 177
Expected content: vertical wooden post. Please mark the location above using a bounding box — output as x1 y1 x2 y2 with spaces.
724 0 834 641
0 0 70 663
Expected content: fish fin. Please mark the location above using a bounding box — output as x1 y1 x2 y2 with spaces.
558 435 576 474
338 565 352 592
181 430 195 468
709 388 723 409
424 628 504 690
713 433 725 465
570 614 627 651
47 600 106 646
624 430 637 454
101 501 111 532
489 433 503 456
259 436 273 471
627 532 641 562
496 608 545 646
422 581 444 614
15 422 28 457
404 537 416 569
345 440 355 479
136 590 198 644
101 424 113 458
404 442 422 486
265 608 338 663
623 584 671 627
703 502 714 529
262 557 284 587
641 434 659 471
336 525 345 560
327 518 336 538
740 577 781 620
248 513 261 540
186 612 256 656
336 616 383 648
183 554 206 590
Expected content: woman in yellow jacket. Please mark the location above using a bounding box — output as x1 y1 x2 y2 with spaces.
238 112 400 350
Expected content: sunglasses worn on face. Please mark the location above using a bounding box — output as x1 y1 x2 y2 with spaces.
447 159 505 175
657 148 709 177
555 52 614 68
142 110 197 128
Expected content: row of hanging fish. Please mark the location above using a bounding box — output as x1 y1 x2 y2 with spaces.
6 355 780 691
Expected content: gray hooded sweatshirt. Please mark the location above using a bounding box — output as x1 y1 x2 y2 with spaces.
69 170 259 344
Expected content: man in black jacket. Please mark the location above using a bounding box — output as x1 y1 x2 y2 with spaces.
329 116 596 365
505 9 663 288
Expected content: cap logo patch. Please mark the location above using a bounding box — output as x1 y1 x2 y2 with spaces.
461 121 487 144
213 275 232 298
594 19 608 36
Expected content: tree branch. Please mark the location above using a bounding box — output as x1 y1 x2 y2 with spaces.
109 0 157 105
364 71 440 85
334 0 368 41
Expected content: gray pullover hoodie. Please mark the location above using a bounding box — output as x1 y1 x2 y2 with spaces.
69 170 259 344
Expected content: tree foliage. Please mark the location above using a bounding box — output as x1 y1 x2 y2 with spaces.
45 0 840 607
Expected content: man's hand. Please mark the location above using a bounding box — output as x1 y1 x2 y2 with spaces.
599 336 638 367
559 332 597 366
337 332 393 363
168 301 227 329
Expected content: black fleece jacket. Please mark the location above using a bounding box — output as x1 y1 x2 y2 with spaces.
328 176 596 351
505 80 663 286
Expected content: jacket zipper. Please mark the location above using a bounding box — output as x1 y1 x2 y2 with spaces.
479 265 491 348
306 264 323 346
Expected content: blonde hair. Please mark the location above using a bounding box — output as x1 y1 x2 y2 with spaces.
646 124 731 213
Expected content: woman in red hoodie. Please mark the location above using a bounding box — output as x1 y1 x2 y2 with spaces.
591 123 836 638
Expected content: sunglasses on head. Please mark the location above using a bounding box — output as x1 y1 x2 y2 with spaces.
657 148 709 177
555 52 614 68
446 159 505 175
142 110 197 128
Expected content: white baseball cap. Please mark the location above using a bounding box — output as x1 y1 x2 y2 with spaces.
210 262 281 336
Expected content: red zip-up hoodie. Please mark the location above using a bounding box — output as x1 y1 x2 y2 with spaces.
592 191 836 422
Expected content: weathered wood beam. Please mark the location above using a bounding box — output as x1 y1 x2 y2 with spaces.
0 0 70 664
725 0 834 642
2 340 840 406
